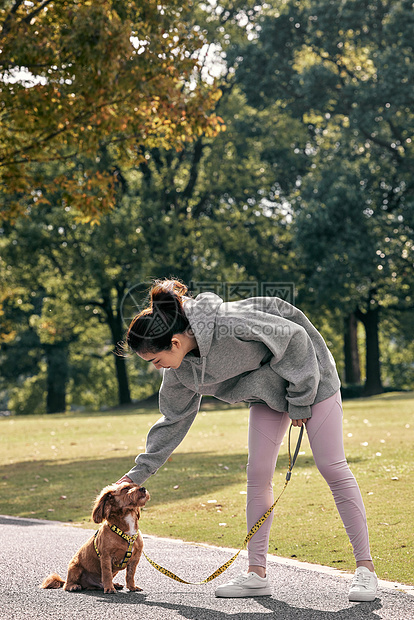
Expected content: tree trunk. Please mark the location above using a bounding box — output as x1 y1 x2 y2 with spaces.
343 312 361 384
356 306 383 396
103 290 132 406
45 343 68 413
113 346 132 405
363 306 383 395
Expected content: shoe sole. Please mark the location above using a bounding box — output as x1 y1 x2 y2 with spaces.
215 587 272 598
349 592 377 602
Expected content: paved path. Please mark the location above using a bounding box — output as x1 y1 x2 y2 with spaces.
0 515 413 620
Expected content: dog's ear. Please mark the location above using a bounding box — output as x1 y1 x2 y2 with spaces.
92 486 114 523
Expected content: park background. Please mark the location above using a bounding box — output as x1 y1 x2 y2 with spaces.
0 0 413 586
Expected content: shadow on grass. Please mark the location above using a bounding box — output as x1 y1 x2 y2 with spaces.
0 449 367 523
5 390 413 421
8 406 160 420
7 400 247 421
368 392 414 401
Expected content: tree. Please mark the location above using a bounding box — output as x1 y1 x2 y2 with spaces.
0 0 223 222
120 1 303 286
0 171 164 413
0 224 79 413
235 0 414 394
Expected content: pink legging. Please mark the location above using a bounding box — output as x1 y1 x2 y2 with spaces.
246 390 372 567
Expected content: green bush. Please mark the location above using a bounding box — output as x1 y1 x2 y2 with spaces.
8 373 46 415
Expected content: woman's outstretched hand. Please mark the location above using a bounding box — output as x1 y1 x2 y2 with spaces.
116 475 133 484
291 418 309 427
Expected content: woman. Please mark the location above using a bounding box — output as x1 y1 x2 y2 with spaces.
117 278 377 601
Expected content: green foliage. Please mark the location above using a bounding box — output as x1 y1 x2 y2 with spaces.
382 341 414 391
236 0 413 305
68 325 161 411
380 312 414 390
235 0 414 390
0 0 223 222
0 148 165 412
125 80 299 288
8 370 46 416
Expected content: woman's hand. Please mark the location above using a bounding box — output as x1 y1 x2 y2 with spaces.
115 475 133 484
291 418 309 427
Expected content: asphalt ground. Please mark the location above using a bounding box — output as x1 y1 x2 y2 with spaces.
0 515 413 620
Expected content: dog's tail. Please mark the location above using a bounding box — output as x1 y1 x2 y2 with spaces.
41 573 65 589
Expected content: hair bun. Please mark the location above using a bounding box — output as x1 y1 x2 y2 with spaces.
150 279 188 311
125 278 191 354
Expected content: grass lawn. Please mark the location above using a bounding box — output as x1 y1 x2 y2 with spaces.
1 392 413 585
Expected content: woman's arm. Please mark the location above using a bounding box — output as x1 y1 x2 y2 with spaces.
120 370 201 486
232 309 320 420
268 325 320 420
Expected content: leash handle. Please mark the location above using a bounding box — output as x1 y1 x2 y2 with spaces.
143 422 304 584
286 423 304 481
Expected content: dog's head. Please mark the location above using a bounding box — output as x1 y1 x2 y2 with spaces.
92 483 150 524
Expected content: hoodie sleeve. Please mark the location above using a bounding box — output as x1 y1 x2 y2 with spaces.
126 370 201 485
235 310 320 420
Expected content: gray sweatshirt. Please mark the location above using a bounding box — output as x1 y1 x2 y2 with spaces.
126 293 341 485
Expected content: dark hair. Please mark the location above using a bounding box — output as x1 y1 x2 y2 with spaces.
126 279 191 354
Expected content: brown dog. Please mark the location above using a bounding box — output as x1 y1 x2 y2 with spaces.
41 482 150 593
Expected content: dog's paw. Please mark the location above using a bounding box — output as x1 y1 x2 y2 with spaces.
113 583 124 590
127 585 143 592
104 586 116 594
64 584 82 592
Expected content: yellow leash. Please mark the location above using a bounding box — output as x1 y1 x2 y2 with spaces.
142 423 304 585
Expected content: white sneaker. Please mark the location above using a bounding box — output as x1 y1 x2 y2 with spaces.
348 567 378 602
215 572 272 598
